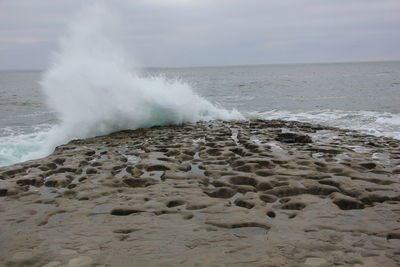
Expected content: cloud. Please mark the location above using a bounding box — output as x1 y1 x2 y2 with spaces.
0 0 399 69
142 0 201 6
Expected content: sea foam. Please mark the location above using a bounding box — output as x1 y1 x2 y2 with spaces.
0 3 242 167
252 109 400 140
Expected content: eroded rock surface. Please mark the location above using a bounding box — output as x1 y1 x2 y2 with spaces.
0 120 399 266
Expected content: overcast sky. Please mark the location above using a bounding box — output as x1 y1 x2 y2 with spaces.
1 0 400 70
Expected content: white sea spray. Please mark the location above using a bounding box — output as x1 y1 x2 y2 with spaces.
0 2 242 167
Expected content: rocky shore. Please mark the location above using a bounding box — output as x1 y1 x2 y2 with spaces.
0 120 399 266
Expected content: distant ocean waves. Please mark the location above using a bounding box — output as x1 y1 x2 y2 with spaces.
250 109 400 140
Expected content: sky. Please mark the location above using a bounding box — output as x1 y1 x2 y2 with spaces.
0 0 400 70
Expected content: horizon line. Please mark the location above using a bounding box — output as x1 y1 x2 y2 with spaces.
1 59 399 72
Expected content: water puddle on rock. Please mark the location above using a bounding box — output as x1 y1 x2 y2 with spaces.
230 128 240 145
312 152 324 159
348 145 371 154
267 141 287 154
140 170 164 180
311 130 341 143
190 163 205 176
335 153 350 163
250 136 261 144
115 168 129 179
193 137 205 144
372 153 391 165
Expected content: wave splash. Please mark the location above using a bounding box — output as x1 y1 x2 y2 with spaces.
43 3 242 143
0 3 242 167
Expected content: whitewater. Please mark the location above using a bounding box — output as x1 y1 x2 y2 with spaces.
0 4 242 167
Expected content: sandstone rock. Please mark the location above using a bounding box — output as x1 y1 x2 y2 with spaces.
0 120 399 266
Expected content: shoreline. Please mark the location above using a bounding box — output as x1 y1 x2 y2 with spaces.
1 119 399 266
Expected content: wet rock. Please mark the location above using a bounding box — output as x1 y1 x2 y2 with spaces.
234 198 255 209
146 164 170 172
53 158 66 165
259 193 278 203
206 220 271 231
122 178 157 188
86 168 98 175
359 162 377 169
359 192 392 205
229 176 258 187
205 187 236 198
186 199 217 210
281 201 306 210
234 184 256 193
266 211 276 218
44 175 72 188
0 188 8 196
276 132 312 144
387 231 400 240
256 181 273 191
392 167 400 174
110 207 143 216
166 199 185 208
178 163 191 172
330 192 365 210
265 185 307 197
16 177 43 187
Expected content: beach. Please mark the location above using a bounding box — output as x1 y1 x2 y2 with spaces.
1 119 399 266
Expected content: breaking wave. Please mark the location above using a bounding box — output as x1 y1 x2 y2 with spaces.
0 3 242 167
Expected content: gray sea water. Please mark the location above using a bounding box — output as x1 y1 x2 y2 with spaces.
1 61 400 166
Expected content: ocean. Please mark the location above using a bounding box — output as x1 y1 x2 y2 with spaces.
1 61 400 167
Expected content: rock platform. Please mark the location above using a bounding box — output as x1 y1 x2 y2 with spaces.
0 120 399 266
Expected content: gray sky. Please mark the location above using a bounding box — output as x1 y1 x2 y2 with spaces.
1 0 400 69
